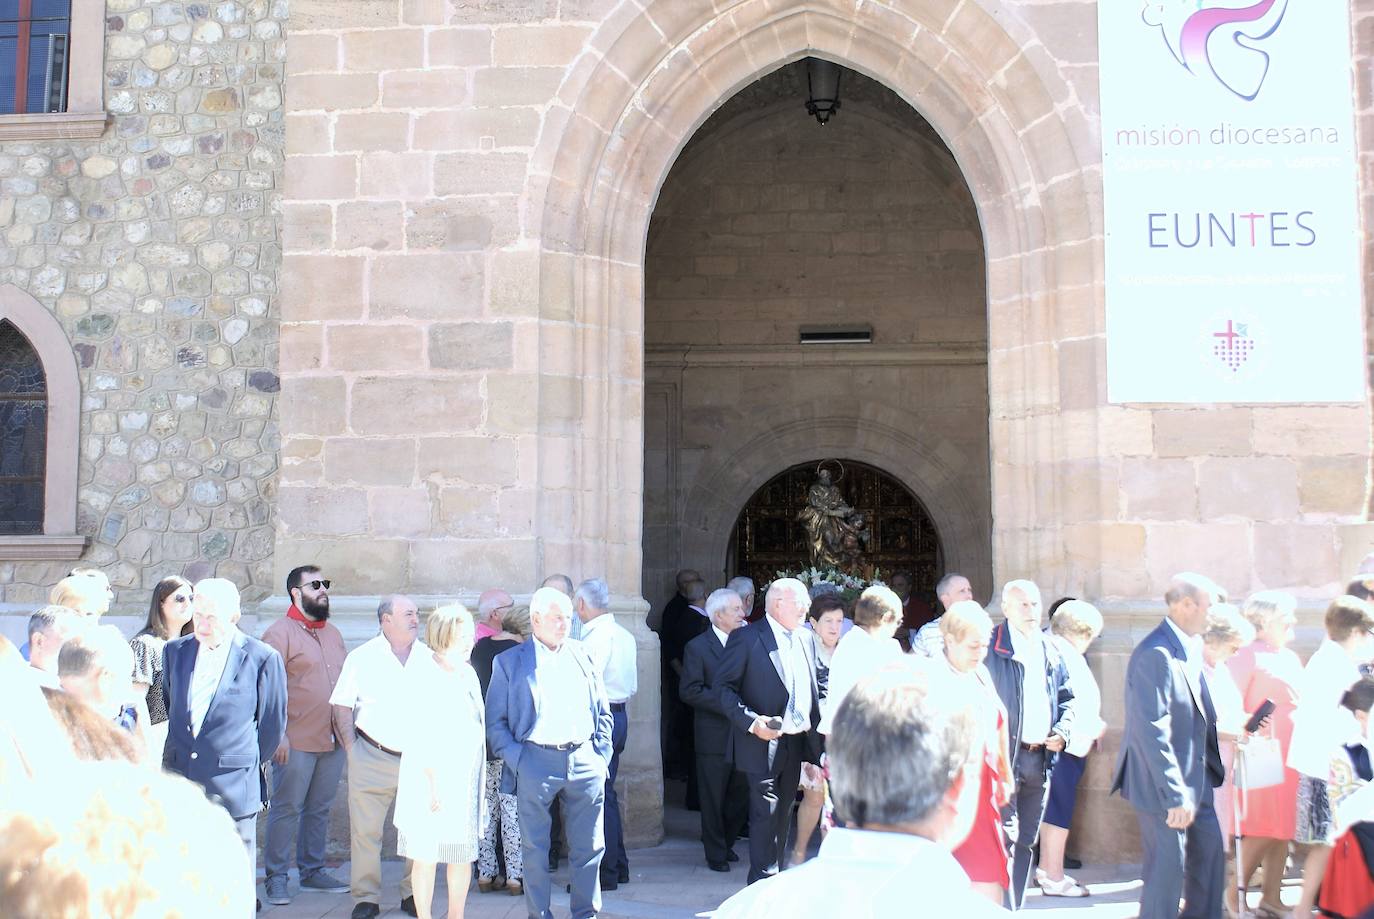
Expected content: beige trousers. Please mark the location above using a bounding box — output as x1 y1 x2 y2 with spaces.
348 739 413 903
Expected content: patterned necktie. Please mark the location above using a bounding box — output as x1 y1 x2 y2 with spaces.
783 630 806 732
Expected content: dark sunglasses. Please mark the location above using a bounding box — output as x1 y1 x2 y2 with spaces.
304 579 332 591
171 593 193 603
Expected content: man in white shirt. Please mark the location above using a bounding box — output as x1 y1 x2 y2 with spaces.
574 577 638 890
487 588 614 919
984 579 1076 909
329 595 426 919
718 578 822 883
819 586 904 736
713 662 1009 917
912 573 975 657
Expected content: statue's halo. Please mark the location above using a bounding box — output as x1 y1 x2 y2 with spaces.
815 458 846 483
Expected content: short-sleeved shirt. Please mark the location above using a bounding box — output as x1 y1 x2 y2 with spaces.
262 615 349 753
330 635 430 753
579 613 637 704
130 631 170 725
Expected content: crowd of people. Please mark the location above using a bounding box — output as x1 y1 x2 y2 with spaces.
0 567 639 919
660 565 1374 918
7 561 1374 918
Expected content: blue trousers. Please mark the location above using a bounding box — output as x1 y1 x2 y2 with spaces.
516 742 607 919
601 706 629 879
264 745 346 882
1136 784 1224 919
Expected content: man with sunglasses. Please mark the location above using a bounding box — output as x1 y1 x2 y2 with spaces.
261 566 350 906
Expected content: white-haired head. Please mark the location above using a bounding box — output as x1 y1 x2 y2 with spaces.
530 586 574 649
192 578 242 649
573 578 610 623
765 578 811 631
1000 579 1042 636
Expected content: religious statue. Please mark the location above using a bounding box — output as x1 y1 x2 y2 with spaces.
797 462 868 569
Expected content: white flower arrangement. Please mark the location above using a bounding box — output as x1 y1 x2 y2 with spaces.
765 564 886 602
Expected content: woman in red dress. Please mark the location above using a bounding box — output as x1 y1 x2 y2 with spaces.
1226 591 1302 917
938 600 1012 904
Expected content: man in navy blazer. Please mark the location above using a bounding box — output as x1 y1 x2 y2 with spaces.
717 577 822 883
681 587 750 871
163 578 287 906
487 587 614 919
1113 572 1226 919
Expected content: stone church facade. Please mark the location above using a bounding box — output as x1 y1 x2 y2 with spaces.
1 0 1372 855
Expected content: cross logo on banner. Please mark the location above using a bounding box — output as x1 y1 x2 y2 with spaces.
1212 320 1254 372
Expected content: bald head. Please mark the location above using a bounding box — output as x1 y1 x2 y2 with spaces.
477 589 514 627
541 574 574 597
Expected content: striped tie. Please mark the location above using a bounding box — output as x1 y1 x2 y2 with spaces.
783 630 806 732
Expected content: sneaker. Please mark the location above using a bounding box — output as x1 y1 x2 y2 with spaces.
264 875 290 905
299 871 349 893
1039 875 1090 898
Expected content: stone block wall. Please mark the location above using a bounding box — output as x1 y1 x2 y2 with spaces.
278 0 550 595
0 0 285 608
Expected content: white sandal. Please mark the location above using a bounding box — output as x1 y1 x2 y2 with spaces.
1038 875 1090 898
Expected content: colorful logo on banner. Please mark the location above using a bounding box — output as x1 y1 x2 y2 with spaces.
1211 320 1255 372
1141 0 1290 100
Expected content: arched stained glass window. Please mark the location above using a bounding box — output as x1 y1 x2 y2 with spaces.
0 319 47 534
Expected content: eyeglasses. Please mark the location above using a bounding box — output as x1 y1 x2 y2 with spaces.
171 594 192 603
305 579 332 591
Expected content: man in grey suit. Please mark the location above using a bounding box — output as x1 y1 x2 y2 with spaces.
1113 572 1226 919
487 586 615 919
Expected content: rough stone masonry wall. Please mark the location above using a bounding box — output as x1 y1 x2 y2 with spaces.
0 0 285 608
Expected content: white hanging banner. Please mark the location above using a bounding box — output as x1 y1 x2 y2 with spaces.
1098 0 1365 403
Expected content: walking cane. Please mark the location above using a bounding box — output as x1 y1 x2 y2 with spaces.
1233 747 1248 919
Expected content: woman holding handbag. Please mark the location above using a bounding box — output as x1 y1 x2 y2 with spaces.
1227 591 1303 919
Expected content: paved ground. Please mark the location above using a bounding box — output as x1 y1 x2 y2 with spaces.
259 802 1305 918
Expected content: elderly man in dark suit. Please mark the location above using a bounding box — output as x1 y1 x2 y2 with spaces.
162 577 287 908
1113 572 1226 919
680 587 750 871
487 586 614 919
718 577 822 884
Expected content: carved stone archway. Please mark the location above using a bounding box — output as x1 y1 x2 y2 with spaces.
528 0 1103 845
528 0 1104 599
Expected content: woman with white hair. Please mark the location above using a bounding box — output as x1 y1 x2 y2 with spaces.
1037 599 1106 898
394 604 487 919
1226 590 1302 918
939 599 1012 905
1198 604 1257 842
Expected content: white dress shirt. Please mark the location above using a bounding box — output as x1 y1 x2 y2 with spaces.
1007 624 1052 744
765 614 814 735
712 625 730 647
712 827 1010 918
579 612 638 704
329 634 431 752
1164 616 1203 671
526 638 595 746
190 637 233 736
819 626 902 735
